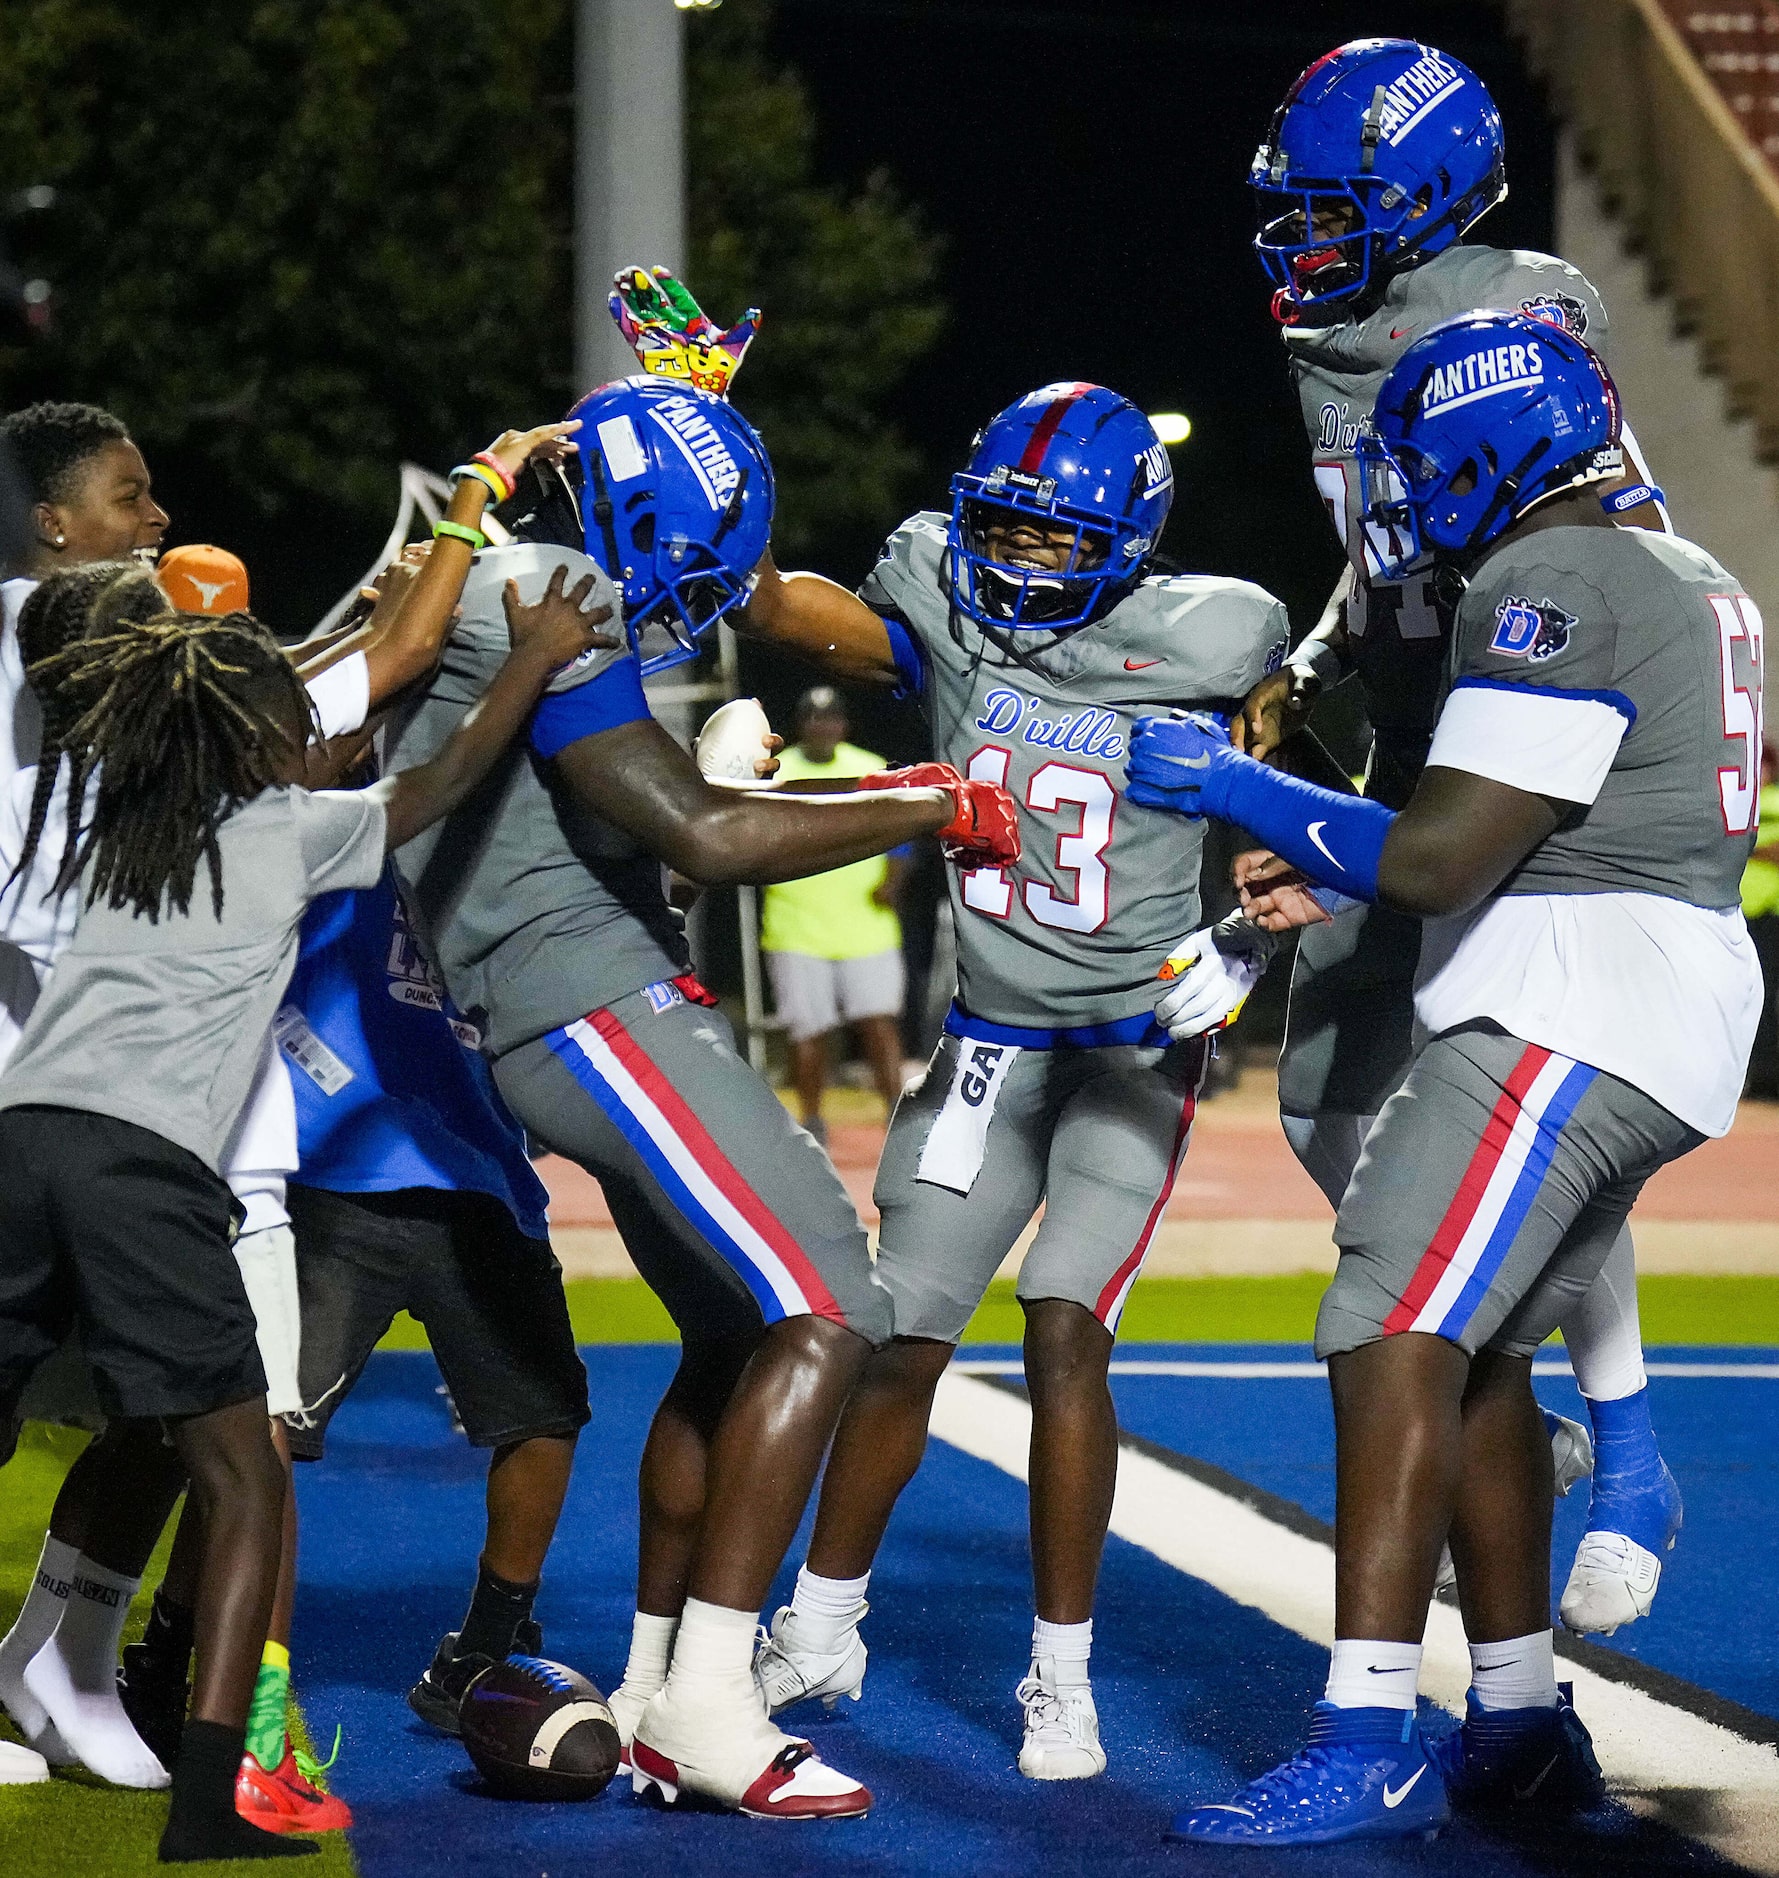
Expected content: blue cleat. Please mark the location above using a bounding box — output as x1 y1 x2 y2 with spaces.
1166 1703 1449 1846
1428 1684 1607 1814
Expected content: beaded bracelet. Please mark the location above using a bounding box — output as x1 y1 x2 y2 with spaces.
433 519 486 551
472 450 518 501
451 462 508 504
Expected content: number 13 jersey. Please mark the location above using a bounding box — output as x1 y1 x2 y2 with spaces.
861 511 1287 1032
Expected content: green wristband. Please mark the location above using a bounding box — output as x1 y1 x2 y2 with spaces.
433 519 486 551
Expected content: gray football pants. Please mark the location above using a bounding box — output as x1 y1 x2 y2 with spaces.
873 1031 1208 1343
1315 1025 1700 1363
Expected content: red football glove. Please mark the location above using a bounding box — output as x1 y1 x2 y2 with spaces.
857 764 1022 868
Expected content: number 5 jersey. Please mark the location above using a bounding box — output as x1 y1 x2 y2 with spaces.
1414 523 1765 1138
861 511 1287 1032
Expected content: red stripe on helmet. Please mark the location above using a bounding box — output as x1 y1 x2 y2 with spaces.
1016 383 1095 475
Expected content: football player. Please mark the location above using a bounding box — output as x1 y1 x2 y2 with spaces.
1132 312 1763 1843
734 379 1284 1779
382 375 1019 1820
1236 37 1679 1635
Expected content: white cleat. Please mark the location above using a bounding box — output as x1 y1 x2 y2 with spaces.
1560 1529 1664 1636
752 1605 867 1718
606 1678 653 1771
0 1738 50 1784
1016 1662 1106 1781
630 1686 872 1818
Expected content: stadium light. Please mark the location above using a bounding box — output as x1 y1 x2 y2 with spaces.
1149 412 1192 446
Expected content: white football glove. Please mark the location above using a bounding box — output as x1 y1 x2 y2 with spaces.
1154 924 1265 1040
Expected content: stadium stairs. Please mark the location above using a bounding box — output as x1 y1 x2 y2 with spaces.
1508 0 1779 700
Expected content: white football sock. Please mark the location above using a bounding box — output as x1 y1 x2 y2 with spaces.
1469 1631 1560 1711
22 1555 167 1787
788 1566 869 1650
1032 1617 1092 1689
661 1598 760 1711
618 1610 677 1700
1558 1225 1648 1403
1324 1638 1421 1712
0 1535 77 1753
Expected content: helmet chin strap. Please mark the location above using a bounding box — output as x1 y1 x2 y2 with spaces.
1461 435 1551 556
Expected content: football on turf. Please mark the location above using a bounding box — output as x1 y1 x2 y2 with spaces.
460 1656 622 1801
695 695 776 787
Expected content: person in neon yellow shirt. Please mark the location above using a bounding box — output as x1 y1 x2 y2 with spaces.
762 688 908 1137
1742 741 1779 1099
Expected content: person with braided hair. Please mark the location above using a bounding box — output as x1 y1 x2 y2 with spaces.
0 570 612 1863
0 421 581 1807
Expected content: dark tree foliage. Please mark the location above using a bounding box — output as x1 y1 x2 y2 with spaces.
0 0 940 611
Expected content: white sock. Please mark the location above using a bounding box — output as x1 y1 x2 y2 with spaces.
661 1598 761 1712
1559 1224 1648 1402
1032 1617 1092 1689
1469 1631 1559 1712
618 1611 677 1699
23 1555 167 1788
788 1566 869 1651
1324 1638 1422 1712
0 1536 78 1751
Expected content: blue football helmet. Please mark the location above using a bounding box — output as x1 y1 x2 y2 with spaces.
1353 309 1623 579
559 375 774 674
946 383 1173 632
1251 38 1506 317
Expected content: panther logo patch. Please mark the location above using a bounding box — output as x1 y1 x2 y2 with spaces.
1490 594 1575 663
1519 292 1589 339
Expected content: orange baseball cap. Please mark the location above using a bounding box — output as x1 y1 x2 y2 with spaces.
157 543 251 615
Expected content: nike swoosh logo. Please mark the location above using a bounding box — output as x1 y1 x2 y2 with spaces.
1390 325 1415 339
1382 1765 1425 1809
1174 752 1212 769
1125 656 1164 671
1513 1754 1560 1800
1366 1664 1411 1675
1306 820 1345 872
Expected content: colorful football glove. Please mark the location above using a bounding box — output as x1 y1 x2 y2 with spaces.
1154 923 1265 1039
856 764 1022 869
609 265 761 399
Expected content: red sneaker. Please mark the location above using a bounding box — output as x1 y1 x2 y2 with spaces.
236 1747 354 1834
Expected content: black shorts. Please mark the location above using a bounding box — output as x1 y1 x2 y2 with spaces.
0 1106 265 1423
283 1184 589 1459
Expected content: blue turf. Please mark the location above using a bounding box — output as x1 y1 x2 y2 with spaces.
293 1346 1761 1876
1095 1343 1779 1724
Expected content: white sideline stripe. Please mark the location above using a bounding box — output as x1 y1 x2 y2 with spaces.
928 1371 1779 1874
952 1359 1779 1380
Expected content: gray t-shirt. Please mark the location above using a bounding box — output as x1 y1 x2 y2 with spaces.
386 545 689 1057
1447 524 1760 908
861 511 1287 1030
1286 244 1609 806
0 786 385 1172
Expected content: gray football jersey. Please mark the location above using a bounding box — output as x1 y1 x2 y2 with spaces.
1287 244 1609 806
860 511 1287 1030
1449 525 1761 907
385 545 688 1057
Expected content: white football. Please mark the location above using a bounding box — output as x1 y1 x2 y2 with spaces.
695 696 776 788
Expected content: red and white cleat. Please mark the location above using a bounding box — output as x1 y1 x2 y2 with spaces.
236 1748 354 1834
630 1691 870 1819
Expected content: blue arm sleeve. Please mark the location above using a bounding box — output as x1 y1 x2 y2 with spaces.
530 657 652 759
880 612 925 698
1205 759 1396 902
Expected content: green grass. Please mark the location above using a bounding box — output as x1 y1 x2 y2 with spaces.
372 1273 1779 1350
0 1424 356 1878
